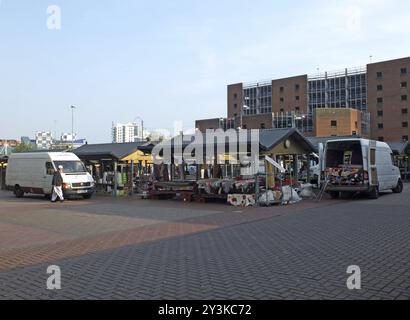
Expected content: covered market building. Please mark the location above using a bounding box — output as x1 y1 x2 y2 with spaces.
74 142 155 196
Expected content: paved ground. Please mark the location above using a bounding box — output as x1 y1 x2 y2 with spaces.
0 186 409 300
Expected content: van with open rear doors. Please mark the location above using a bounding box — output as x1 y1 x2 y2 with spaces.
320 139 403 199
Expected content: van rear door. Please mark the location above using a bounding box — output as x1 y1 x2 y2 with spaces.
368 141 378 187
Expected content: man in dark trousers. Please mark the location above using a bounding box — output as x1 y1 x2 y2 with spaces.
51 165 64 203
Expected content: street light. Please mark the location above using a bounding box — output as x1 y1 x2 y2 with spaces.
133 116 144 141
70 106 76 149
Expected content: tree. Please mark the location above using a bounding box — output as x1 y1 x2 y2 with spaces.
13 142 35 153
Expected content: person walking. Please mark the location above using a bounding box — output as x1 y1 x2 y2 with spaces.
51 165 64 203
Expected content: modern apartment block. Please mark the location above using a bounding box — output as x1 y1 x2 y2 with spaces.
111 122 143 143
196 56 410 142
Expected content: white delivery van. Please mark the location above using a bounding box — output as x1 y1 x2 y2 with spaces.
320 139 403 199
6 152 95 199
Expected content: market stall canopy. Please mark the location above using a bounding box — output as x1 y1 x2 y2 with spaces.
141 128 315 156
258 128 315 153
386 141 410 155
74 142 156 161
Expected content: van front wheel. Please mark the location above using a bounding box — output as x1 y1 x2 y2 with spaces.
392 180 403 194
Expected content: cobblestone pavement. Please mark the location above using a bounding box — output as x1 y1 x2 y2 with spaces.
0 187 409 300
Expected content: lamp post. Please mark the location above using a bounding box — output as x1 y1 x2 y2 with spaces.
70 106 76 149
134 116 144 142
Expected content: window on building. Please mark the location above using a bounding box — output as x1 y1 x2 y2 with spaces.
378 137 384 142
377 72 383 79
234 103 238 109
355 121 358 129
401 95 408 101
260 123 265 129
280 86 284 93
377 110 384 117
295 106 300 112
242 124 247 129
295 84 300 91
280 108 284 113
331 120 337 128
403 121 409 128
378 123 384 129
401 68 407 75
233 93 238 99
403 136 409 141
280 97 284 103
402 108 408 115
377 97 383 104
295 96 300 101
377 85 383 91
234 113 237 117
401 81 407 88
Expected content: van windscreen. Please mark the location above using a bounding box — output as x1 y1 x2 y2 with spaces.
53 161 86 173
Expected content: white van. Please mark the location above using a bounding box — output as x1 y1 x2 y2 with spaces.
320 139 403 199
6 152 95 199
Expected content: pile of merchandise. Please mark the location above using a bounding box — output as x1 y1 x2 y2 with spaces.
326 165 364 186
196 178 256 195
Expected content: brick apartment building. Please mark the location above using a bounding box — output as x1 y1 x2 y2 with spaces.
196 56 410 142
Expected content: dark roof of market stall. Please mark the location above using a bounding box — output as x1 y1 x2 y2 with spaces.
140 128 315 154
386 141 409 155
258 128 315 152
74 142 156 160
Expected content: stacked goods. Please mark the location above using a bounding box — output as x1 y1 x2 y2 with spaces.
196 178 256 195
326 165 364 186
227 194 256 207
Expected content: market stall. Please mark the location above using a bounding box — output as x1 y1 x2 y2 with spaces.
74 142 155 196
140 128 315 206
387 141 410 180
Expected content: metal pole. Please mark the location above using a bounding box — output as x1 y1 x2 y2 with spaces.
130 161 134 196
113 161 118 197
71 106 75 150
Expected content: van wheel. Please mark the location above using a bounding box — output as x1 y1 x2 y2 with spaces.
83 194 92 200
330 191 340 199
392 180 403 194
369 186 379 199
14 186 24 198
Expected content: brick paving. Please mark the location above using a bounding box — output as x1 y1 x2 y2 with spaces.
0 187 409 300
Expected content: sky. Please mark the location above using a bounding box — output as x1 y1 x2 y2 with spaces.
0 0 409 143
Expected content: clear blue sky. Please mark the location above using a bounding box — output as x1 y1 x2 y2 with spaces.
0 0 409 143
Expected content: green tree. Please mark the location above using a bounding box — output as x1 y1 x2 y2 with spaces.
13 142 35 153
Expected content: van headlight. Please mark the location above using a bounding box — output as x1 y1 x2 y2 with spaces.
63 183 71 190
